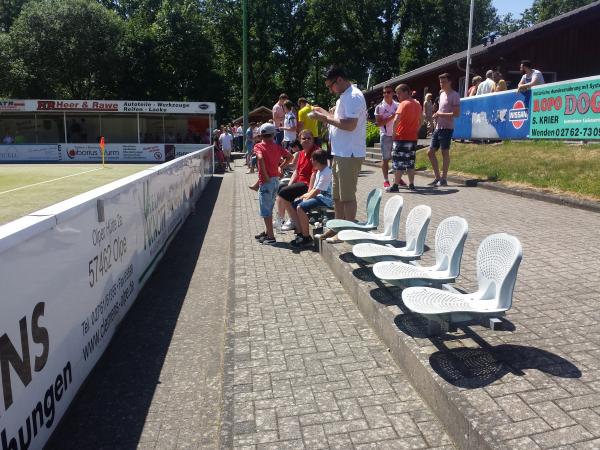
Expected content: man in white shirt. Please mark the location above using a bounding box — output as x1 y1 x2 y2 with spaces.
374 85 399 189
311 66 367 230
476 70 496 95
218 127 234 171
518 60 545 92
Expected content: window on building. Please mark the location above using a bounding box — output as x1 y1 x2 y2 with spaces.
0 115 37 144
35 115 65 143
139 115 164 143
65 115 100 143
100 114 138 143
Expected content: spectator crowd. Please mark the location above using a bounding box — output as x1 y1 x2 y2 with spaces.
211 59 545 248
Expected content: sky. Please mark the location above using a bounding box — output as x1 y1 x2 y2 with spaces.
493 0 534 17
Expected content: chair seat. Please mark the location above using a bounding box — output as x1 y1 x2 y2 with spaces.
402 287 508 315
373 261 454 283
338 229 393 243
326 219 376 233
352 243 420 261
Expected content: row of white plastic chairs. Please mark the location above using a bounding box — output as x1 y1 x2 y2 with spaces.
323 190 523 320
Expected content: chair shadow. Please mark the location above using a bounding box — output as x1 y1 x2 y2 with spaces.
429 344 581 389
46 176 224 449
337 245 583 392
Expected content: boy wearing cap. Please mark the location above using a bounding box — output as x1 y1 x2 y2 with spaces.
254 123 293 245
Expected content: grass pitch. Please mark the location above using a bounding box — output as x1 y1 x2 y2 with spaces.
0 164 154 225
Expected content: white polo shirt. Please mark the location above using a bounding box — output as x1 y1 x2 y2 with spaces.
374 99 399 137
330 84 367 158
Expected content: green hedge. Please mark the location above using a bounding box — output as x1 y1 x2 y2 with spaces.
366 121 380 147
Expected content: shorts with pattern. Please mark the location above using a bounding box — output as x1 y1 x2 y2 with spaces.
391 140 417 171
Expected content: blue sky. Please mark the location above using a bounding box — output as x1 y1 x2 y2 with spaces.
493 0 534 17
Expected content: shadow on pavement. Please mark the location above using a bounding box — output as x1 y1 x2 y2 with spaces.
429 343 581 389
46 176 223 450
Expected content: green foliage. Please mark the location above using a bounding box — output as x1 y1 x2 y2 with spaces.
1 0 593 121
521 0 596 25
366 121 380 147
4 0 125 98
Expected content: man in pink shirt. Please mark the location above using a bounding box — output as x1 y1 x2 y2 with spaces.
254 123 293 245
428 73 460 187
272 93 288 145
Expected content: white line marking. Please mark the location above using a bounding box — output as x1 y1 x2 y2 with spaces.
0 167 103 196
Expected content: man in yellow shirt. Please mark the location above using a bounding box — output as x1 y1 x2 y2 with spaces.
297 98 320 144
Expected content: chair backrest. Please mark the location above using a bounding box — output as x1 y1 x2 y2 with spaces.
403 205 431 254
381 195 404 239
433 216 469 277
476 233 523 311
365 188 383 227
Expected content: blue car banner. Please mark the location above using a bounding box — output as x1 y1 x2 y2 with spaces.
453 90 531 140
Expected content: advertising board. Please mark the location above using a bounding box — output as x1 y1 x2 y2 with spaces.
0 145 60 162
453 90 531 140
530 75 600 139
0 99 216 115
0 147 213 450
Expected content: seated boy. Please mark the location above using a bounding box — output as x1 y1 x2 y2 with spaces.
289 149 333 248
254 123 293 245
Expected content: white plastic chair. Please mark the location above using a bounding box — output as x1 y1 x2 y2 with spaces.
402 233 523 316
372 216 468 287
337 196 403 243
352 205 431 262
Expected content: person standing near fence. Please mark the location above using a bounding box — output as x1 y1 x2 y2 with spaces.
310 66 367 240
428 73 460 187
374 85 400 189
272 94 288 145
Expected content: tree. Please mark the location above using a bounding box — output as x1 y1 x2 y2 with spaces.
521 0 596 25
4 0 125 98
0 0 26 32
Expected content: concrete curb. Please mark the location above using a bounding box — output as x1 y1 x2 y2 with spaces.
319 242 498 450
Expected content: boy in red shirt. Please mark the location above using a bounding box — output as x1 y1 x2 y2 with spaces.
254 123 293 245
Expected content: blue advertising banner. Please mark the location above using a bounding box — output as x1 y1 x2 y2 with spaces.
453 90 531 140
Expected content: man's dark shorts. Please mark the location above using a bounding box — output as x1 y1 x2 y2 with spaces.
430 128 453 151
392 140 417 171
278 182 308 202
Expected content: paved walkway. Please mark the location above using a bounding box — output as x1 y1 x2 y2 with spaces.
347 167 600 449
46 159 600 450
220 168 453 449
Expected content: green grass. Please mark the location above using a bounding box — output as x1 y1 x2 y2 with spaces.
415 140 600 199
0 164 154 225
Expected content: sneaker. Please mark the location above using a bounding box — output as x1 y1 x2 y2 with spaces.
398 179 407 187
290 235 313 248
281 220 295 231
255 231 267 240
385 184 399 192
428 178 440 186
408 184 416 191
436 179 448 187
383 180 390 189
261 237 277 245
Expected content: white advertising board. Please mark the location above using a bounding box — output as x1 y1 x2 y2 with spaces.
0 145 60 162
58 143 165 162
0 147 213 450
0 99 216 114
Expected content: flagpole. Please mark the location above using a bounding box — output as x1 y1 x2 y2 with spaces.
465 0 475 97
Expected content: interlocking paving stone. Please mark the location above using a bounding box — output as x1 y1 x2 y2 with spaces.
221 168 454 449
319 167 600 449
